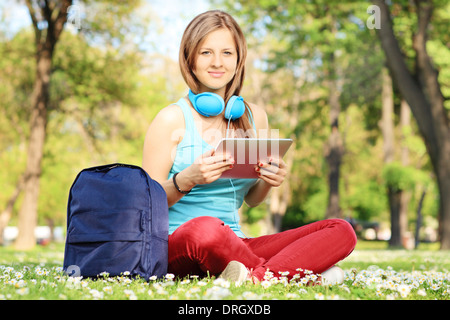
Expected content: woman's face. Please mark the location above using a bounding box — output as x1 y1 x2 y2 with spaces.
193 28 238 97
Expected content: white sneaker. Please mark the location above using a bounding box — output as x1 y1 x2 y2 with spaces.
219 261 249 285
321 266 345 285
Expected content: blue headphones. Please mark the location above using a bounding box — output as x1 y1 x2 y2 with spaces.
188 89 246 120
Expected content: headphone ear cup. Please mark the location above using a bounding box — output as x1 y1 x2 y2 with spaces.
224 96 245 120
189 90 224 117
196 94 224 117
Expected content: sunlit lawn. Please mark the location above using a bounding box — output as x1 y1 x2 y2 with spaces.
1 240 449 300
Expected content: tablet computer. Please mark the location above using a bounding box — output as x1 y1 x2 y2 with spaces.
215 138 293 179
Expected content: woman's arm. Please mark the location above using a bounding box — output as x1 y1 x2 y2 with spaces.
142 104 187 207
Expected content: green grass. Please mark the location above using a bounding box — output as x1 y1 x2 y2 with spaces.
1 241 449 300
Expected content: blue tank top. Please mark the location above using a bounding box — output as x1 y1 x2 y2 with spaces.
168 98 258 238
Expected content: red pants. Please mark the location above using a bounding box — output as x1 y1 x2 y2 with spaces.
168 216 357 281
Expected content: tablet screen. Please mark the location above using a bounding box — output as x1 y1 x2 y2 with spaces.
215 138 293 179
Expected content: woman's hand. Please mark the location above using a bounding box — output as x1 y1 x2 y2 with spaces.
180 149 234 188
255 157 287 187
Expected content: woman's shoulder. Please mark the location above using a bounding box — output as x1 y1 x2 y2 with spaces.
146 101 185 141
154 103 184 123
149 102 186 132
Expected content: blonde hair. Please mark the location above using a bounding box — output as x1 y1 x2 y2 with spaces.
179 10 254 136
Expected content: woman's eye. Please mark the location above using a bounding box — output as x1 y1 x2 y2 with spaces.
201 51 211 55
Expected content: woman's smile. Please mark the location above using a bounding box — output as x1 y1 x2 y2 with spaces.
208 71 225 78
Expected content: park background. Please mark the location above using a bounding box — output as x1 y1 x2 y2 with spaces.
1 0 449 253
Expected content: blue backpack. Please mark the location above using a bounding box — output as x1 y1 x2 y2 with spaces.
63 163 168 280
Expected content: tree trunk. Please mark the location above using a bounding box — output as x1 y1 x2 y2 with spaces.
381 67 395 164
15 49 52 250
415 189 426 249
380 67 406 247
388 187 403 247
0 175 25 246
399 100 411 246
374 0 450 249
15 0 71 250
411 0 450 249
325 51 344 219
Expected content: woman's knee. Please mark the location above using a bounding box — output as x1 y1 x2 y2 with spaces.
328 218 357 250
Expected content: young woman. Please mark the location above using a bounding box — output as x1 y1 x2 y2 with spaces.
142 10 356 285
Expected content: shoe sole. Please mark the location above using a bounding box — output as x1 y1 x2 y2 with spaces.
219 261 248 285
321 266 344 285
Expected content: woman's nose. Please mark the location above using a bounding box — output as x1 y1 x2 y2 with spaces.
211 54 223 67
